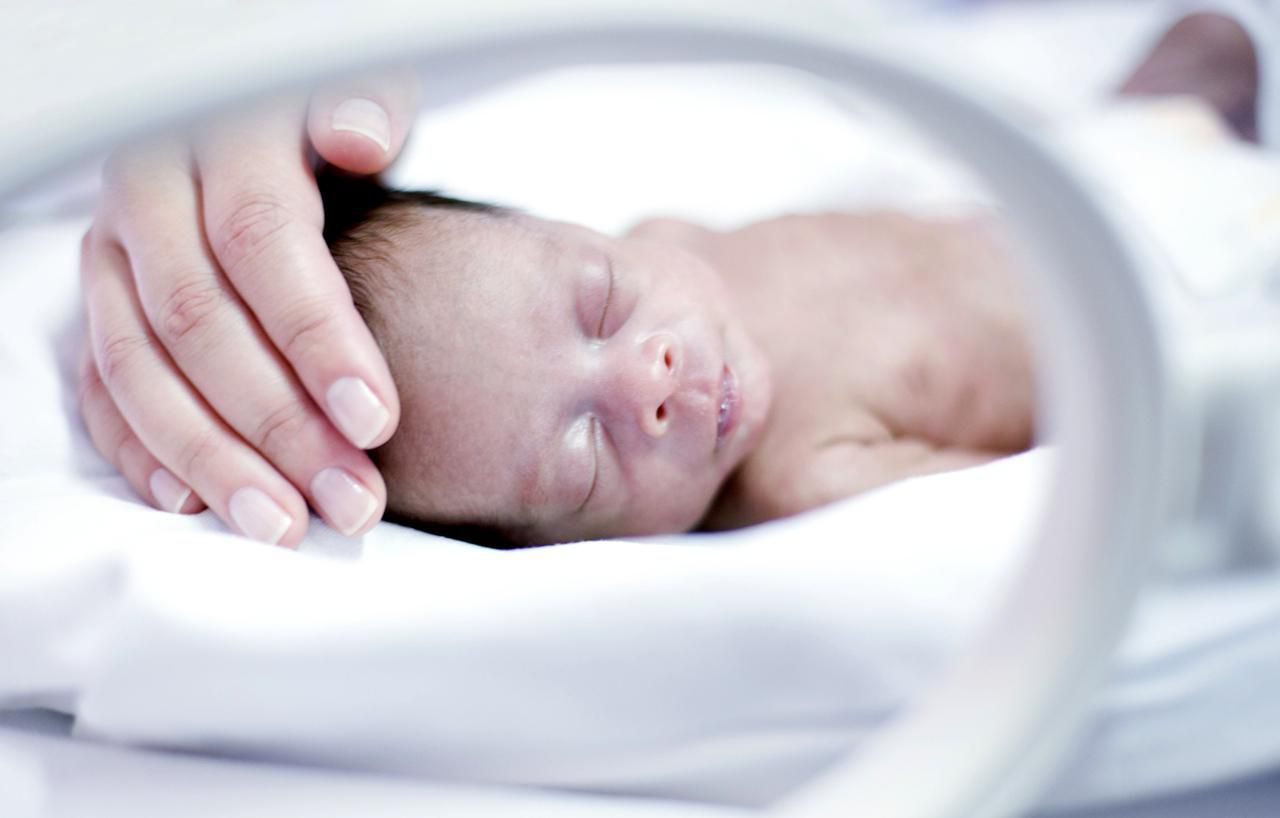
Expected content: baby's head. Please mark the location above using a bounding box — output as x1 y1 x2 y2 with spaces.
320 172 772 545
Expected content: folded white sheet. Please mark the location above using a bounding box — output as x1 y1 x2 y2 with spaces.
0 217 1037 803
4 4 1280 813
3 217 1278 811
0 711 748 818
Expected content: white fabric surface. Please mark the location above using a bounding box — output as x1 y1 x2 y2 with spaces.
0 220 1039 802
0 711 747 818
4 2 1280 815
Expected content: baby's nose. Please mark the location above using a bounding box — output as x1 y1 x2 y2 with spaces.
613 331 682 439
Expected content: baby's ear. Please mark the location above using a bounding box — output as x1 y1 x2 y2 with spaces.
624 217 719 253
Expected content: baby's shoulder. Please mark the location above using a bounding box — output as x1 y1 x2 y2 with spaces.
703 408 888 529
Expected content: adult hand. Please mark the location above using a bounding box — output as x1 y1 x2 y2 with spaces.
78 69 420 546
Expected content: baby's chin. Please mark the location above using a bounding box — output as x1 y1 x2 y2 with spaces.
718 321 774 472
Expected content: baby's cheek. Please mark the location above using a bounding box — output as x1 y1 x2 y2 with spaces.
629 460 724 535
374 418 506 525
371 436 429 521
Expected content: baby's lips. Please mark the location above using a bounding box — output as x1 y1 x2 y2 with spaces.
715 363 741 449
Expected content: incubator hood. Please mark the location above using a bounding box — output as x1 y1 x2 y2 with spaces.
11 1 1264 816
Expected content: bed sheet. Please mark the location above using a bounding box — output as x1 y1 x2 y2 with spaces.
6 708 1280 818
4 2 1280 815
0 216 1040 804
0 711 746 818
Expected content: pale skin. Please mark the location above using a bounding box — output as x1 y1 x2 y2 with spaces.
77 76 1031 549
77 9 1254 546
648 212 1035 531
78 70 420 547
350 206 1034 544
363 16 1254 542
355 208 774 543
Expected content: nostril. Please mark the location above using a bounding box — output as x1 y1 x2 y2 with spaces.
648 401 671 437
663 348 674 371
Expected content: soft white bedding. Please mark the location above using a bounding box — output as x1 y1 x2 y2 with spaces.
4 3 1280 815
0 711 748 818
0 219 1039 803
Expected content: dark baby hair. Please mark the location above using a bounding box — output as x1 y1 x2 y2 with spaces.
316 167 523 548
317 167 505 319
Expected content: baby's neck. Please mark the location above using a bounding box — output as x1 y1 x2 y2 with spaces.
691 221 843 530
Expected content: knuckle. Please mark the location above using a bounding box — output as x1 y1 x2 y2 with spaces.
251 400 310 456
104 419 137 468
96 331 151 390
278 298 342 361
156 276 228 347
80 391 136 473
212 191 293 274
115 435 151 477
175 428 223 482
77 354 103 406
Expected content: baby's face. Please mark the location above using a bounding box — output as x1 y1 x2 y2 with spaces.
368 208 772 544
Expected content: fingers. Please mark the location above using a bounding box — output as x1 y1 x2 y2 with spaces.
195 99 401 453
82 232 313 545
306 66 421 174
84 85 406 545
77 340 206 515
105 139 387 541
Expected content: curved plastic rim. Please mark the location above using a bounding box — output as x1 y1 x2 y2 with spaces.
0 5 1174 818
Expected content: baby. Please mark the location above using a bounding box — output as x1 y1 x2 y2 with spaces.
314 6 1276 547
319 172 1034 545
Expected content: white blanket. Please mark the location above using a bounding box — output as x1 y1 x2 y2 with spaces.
4 3 1280 813
0 220 1037 802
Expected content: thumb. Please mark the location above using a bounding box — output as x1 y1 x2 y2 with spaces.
307 66 420 175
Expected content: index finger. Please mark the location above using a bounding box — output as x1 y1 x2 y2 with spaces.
194 96 400 450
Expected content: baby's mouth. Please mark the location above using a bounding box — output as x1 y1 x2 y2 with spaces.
715 364 740 449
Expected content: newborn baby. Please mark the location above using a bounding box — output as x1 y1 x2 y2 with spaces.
320 172 1034 545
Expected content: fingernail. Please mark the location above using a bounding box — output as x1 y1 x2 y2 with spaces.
331 98 391 152
228 487 292 545
149 468 192 513
327 377 391 449
311 467 378 537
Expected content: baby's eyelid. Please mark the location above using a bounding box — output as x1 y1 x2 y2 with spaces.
595 256 615 339
579 415 602 514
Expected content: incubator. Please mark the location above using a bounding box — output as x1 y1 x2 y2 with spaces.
1 2 1278 817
